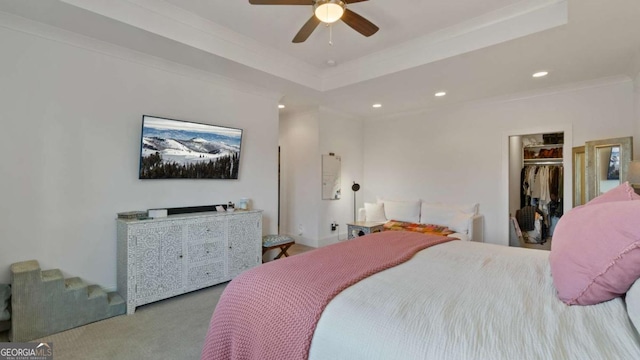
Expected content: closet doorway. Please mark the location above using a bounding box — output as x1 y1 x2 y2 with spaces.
502 125 573 249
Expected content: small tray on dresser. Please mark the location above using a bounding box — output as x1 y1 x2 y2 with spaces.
117 211 148 220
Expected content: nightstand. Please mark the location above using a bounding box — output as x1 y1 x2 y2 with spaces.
347 221 385 239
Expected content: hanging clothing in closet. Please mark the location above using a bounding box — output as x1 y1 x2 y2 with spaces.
520 165 563 210
548 166 563 218
518 164 563 243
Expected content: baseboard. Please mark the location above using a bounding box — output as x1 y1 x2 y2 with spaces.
318 232 347 247
290 235 315 248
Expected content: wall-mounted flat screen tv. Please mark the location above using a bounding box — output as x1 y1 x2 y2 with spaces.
139 115 243 179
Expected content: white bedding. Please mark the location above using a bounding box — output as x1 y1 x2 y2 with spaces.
309 241 640 359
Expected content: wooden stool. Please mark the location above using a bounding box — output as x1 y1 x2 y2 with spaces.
262 235 295 263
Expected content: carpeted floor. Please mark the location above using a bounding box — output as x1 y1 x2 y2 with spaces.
37 283 226 359
0 243 315 359
520 238 552 251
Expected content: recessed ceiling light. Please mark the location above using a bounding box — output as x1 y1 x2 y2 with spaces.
435 92 446 97
532 71 549 78
278 104 285 109
372 104 382 108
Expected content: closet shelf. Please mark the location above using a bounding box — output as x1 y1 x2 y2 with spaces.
523 142 563 163
523 158 563 164
523 144 563 149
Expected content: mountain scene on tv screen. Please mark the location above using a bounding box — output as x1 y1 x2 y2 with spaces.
139 117 242 179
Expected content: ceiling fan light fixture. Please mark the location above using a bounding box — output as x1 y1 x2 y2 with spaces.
314 0 345 24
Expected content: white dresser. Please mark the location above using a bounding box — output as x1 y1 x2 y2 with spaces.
117 210 262 314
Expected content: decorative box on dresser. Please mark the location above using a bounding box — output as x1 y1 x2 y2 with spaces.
117 210 262 314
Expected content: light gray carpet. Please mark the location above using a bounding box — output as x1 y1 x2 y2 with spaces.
22 283 226 359
0 244 315 358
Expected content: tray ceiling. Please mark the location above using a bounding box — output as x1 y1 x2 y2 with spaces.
1 0 639 117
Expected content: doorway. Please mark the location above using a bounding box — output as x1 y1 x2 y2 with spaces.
501 125 573 248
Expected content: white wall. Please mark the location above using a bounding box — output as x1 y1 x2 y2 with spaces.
508 136 522 217
318 107 364 246
279 107 363 247
279 110 320 247
634 73 640 159
0 23 279 288
363 79 636 245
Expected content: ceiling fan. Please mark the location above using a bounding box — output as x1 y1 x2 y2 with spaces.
248 0 379 43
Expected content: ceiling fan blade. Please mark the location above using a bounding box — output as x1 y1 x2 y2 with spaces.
343 0 369 3
341 8 379 37
249 0 313 4
292 15 321 43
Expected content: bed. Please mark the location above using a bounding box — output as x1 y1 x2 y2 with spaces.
309 240 639 359
357 199 484 242
201 184 640 359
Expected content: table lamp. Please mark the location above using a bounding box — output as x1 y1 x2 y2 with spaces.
626 160 640 195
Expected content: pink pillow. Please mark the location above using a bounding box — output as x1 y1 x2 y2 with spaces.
586 181 640 206
550 200 640 305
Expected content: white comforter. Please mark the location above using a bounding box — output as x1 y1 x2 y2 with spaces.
309 241 640 359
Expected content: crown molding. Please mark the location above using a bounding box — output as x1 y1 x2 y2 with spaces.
319 105 363 122
60 0 322 89
321 0 567 90
367 75 631 122
0 10 282 101
59 0 567 93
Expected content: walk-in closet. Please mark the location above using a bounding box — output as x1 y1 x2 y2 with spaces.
508 132 565 250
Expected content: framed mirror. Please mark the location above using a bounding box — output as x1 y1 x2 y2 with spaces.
585 136 633 201
573 146 585 207
322 154 341 200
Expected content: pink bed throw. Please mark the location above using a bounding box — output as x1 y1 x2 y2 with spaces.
201 231 454 360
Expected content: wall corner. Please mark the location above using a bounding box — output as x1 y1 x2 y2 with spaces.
634 73 640 160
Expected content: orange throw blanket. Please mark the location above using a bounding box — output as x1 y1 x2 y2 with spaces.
383 220 455 236
201 231 454 360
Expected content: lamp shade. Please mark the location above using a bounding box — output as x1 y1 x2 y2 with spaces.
314 0 345 23
627 160 640 185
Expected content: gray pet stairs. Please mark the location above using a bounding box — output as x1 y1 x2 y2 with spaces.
10 260 125 342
